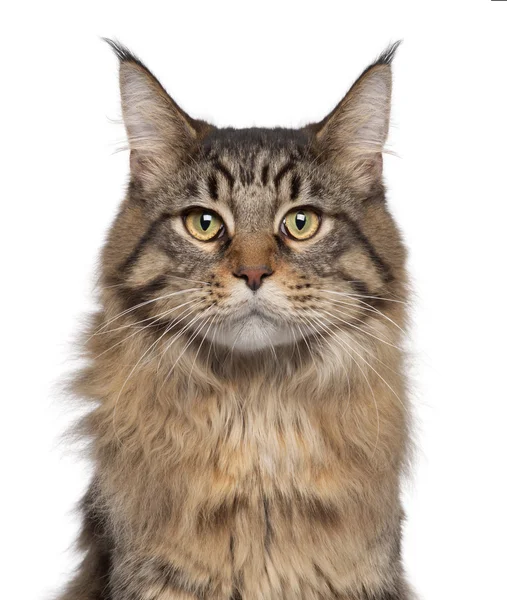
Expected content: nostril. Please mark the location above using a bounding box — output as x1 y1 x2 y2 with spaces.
233 265 273 291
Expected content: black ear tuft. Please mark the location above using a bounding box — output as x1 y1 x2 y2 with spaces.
310 42 400 194
103 38 213 186
352 40 402 82
376 40 402 66
102 38 150 72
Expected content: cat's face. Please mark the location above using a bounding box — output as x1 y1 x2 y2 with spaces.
101 42 406 354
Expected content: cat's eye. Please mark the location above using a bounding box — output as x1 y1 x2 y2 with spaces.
280 209 320 241
184 209 225 242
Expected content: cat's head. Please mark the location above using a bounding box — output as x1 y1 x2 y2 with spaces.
100 41 406 354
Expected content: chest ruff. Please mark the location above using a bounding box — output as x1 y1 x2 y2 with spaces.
92 375 406 600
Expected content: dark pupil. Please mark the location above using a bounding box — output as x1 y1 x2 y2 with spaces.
200 213 212 231
295 212 307 230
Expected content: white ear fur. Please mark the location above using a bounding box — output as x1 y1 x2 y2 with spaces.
104 40 201 182
342 65 391 156
314 42 400 193
119 61 197 159
316 63 392 159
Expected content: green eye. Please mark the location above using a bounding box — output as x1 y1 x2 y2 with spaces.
185 209 224 241
281 209 320 241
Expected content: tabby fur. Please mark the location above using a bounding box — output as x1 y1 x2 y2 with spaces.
58 40 414 600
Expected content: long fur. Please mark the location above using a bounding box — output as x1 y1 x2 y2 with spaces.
57 41 415 600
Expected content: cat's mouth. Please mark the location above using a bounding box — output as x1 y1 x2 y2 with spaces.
206 301 298 351
228 306 280 327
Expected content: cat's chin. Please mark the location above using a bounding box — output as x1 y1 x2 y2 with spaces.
210 314 298 352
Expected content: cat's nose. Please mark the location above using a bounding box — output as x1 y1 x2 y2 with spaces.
233 265 273 291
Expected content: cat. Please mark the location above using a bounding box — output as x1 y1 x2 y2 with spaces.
58 39 414 600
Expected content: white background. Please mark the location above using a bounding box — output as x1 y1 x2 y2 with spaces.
2 2 506 599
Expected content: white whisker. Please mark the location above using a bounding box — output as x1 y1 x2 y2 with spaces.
295 321 318 370
319 299 395 340
161 305 216 386
298 313 352 418
111 316 181 448
311 309 403 378
324 296 406 335
308 309 407 415
90 287 203 338
189 314 218 379
156 306 210 372
319 308 402 351
320 289 407 305
94 298 198 337
93 301 203 360
306 311 380 454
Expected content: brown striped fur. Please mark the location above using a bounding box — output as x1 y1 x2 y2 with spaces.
58 41 415 599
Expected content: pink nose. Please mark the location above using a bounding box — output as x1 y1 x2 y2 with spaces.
233 265 273 291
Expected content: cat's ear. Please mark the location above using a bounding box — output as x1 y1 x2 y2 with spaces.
105 40 211 185
311 42 400 194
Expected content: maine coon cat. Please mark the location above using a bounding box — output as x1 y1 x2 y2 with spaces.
59 40 414 600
